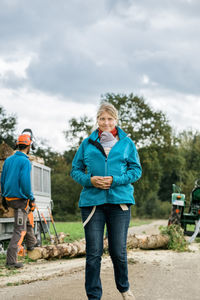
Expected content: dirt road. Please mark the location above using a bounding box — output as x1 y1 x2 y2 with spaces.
0 220 200 300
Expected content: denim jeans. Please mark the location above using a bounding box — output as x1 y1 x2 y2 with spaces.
81 204 131 300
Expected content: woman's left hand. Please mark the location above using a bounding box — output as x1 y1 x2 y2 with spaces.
100 176 113 189
91 176 113 189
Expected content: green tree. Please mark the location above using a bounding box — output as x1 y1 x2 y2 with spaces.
64 116 93 149
51 173 82 221
35 146 82 221
0 105 17 148
134 146 163 217
176 130 200 205
101 93 172 148
178 130 200 172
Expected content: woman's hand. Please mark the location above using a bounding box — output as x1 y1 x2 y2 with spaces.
91 176 113 189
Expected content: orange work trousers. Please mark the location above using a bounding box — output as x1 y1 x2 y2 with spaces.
6 199 36 265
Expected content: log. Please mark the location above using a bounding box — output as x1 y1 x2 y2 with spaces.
29 154 45 165
127 234 140 249
0 204 14 218
27 234 170 260
0 160 5 171
28 241 86 260
0 142 14 161
0 195 14 218
130 234 170 250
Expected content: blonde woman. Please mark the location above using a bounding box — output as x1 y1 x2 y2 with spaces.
71 102 142 300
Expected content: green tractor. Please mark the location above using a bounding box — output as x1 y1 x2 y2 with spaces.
168 179 200 242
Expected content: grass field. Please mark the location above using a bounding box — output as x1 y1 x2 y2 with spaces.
50 219 151 243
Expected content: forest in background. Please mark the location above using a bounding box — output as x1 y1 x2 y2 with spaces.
1 94 200 221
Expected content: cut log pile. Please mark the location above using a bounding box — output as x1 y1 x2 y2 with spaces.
28 234 170 260
29 154 44 165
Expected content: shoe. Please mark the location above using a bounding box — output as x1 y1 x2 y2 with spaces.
121 289 136 300
6 262 24 269
27 241 39 251
27 246 35 251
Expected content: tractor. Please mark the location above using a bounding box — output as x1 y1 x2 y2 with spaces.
168 179 200 242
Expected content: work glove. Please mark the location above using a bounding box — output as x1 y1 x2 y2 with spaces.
29 199 36 211
2 196 8 211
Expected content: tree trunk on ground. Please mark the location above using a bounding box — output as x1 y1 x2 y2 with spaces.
127 234 169 250
28 234 170 260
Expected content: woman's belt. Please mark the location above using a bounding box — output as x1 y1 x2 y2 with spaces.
83 204 129 227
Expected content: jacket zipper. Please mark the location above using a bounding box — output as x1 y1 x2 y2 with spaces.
105 157 108 203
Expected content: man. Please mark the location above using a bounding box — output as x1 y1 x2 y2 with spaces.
1 132 37 268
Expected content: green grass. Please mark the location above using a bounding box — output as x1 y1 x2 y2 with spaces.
130 218 152 227
0 254 6 274
50 219 151 243
50 222 85 243
6 282 20 286
0 254 21 277
186 224 195 231
185 224 200 243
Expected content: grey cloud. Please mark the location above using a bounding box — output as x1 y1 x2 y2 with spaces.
0 0 110 52
1 0 200 100
27 44 137 101
0 71 26 89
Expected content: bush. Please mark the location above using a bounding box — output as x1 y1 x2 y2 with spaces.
160 224 189 252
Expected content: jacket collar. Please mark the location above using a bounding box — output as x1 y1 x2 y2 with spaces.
15 151 29 158
89 126 127 141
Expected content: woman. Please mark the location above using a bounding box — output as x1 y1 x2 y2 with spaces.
71 102 142 300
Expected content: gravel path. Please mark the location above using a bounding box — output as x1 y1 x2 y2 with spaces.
0 219 199 300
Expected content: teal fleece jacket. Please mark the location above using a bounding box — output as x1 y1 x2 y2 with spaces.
0 151 34 200
71 127 142 207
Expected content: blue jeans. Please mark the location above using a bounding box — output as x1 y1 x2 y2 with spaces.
81 204 131 300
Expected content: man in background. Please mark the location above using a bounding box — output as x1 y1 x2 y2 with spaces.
1 132 37 268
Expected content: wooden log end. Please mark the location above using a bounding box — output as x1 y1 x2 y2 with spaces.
27 247 43 260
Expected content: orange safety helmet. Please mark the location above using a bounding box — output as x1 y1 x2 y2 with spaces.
16 134 32 146
15 128 35 150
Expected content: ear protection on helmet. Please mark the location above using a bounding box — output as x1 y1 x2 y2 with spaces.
21 129 36 150
15 128 36 150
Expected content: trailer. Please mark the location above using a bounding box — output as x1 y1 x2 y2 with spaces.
0 148 53 249
31 160 53 244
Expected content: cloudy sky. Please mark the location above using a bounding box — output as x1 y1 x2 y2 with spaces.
0 0 199 152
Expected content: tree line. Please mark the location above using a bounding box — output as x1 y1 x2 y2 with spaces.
1 94 200 220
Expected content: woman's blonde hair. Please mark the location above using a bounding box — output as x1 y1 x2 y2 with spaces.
97 102 118 121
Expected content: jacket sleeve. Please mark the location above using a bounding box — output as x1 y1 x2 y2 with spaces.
70 142 93 187
20 160 34 200
111 141 142 187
